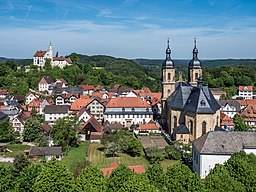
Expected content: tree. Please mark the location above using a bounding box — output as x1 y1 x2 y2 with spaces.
0 165 15 192
165 145 181 160
44 59 52 71
204 164 246 192
33 159 75 192
51 116 78 151
165 164 204 192
104 142 121 157
107 164 133 191
0 121 15 142
13 153 30 177
76 166 106 192
15 163 42 192
23 116 42 142
145 147 165 163
146 163 166 191
225 152 256 191
233 114 250 132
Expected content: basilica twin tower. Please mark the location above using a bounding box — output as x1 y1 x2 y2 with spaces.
162 38 202 100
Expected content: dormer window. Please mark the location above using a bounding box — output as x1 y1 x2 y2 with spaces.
200 100 206 106
146 108 149 112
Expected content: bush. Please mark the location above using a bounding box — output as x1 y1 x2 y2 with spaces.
145 147 165 164
165 145 181 160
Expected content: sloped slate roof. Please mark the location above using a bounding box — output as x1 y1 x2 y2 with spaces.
193 131 256 155
167 84 220 114
173 124 190 134
29 146 62 156
44 105 69 114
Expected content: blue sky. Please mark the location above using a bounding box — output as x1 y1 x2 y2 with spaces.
0 0 256 59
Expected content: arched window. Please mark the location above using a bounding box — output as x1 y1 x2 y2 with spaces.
168 73 171 81
202 121 207 135
167 89 170 94
173 116 177 128
190 120 193 135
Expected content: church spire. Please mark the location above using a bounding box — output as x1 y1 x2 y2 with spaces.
163 38 174 68
193 38 198 59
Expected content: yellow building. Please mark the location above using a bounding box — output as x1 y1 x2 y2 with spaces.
162 39 221 143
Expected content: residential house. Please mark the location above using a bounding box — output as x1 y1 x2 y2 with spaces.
29 146 63 161
12 112 31 136
25 92 39 105
76 115 103 142
52 86 83 96
77 106 91 122
134 120 160 135
218 100 241 118
38 76 54 92
0 90 9 99
209 88 226 100
192 131 256 178
239 104 256 129
71 98 105 123
28 98 40 112
55 78 68 88
40 122 51 137
103 121 126 133
0 106 21 121
238 86 253 99
55 94 79 105
44 105 70 125
39 97 54 114
104 97 153 128
13 95 25 104
220 112 234 130
80 85 95 95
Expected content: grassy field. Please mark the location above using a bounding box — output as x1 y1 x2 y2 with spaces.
161 159 181 170
0 144 31 157
61 142 88 172
88 143 149 168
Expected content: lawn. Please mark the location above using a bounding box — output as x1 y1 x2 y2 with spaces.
88 143 149 168
0 144 31 157
61 142 88 172
161 159 181 170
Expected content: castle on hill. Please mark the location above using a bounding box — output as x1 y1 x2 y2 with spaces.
33 42 72 69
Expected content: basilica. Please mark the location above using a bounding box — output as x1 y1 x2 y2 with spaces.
161 39 220 143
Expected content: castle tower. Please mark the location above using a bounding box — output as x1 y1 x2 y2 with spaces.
47 41 53 60
162 39 176 100
188 38 202 86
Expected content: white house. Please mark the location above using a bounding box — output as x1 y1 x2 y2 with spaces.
80 85 95 95
192 131 256 178
77 106 91 122
238 86 253 99
218 100 241 118
38 76 54 92
25 92 39 105
12 112 30 137
104 97 153 127
44 105 70 125
52 57 72 69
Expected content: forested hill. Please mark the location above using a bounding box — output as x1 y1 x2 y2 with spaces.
134 58 256 69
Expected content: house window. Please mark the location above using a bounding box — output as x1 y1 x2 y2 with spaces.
202 121 207 135
190 120 193 135
173 116 177 128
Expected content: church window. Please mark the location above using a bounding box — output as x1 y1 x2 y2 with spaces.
202 121 207 135
168 73 171 81
173 116 177 128
190 120 193 135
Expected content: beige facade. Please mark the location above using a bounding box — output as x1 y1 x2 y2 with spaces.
189 68 202 87
162 68 175 99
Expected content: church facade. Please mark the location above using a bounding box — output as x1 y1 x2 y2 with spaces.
162 39 220 143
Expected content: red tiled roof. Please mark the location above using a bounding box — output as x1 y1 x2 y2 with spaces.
245 99 256 106
236 100 247 106
28 98 40 107
106 97 150 108
101 163 145 177
77 115 103 133
138 120 158 130
80 85 95 91
92 92 107 99
70 98 93 111
0 90 9 94
34 50 47 57
220 112 234 126
239 86 253 91
240 104 256 118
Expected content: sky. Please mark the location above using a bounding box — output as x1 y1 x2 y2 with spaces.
0 0 256 59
